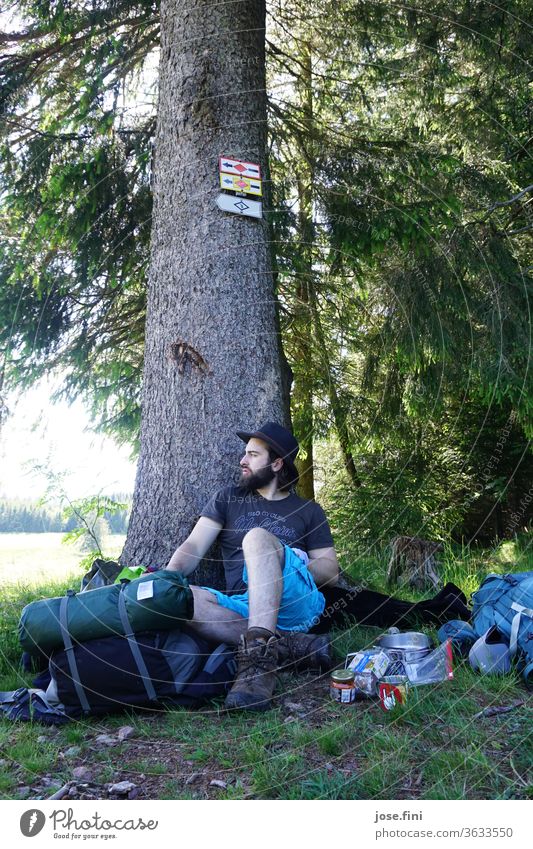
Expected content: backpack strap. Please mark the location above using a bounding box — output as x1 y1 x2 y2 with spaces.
502 574 519 586
523 658 533 689
509 602 533 657
59 591 91 714
117 583 157 702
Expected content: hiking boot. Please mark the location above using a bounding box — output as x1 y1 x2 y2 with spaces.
224 633 278 712
277 632 333 672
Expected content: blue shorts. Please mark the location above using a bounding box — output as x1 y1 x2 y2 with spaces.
202 545 325 633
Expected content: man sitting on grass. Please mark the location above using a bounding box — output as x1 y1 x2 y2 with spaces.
165 421 339 712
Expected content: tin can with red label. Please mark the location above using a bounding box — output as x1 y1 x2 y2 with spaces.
378 675 409 711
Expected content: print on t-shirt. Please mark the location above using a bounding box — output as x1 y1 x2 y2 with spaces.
233 511 300 543
201 485 334 592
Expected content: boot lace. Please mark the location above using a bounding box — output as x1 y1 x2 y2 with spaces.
236 641 277 677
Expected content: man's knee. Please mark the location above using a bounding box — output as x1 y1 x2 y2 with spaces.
242 527 280 549
242 527 283 562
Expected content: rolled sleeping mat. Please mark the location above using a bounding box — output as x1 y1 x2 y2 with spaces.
19 571 194 656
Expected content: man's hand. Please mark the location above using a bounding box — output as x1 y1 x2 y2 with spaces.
306 546 340 587
166 516 222 575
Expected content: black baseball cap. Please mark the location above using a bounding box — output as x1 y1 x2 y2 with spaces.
236 421 299 467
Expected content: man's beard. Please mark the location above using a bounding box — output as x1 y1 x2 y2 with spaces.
239 465 276 492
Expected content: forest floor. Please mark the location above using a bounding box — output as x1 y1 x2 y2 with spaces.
0 534 531 801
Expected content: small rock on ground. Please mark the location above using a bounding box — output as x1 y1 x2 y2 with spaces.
94 734 117 747
107 781 137 795
41 777 63 789
63 746 81 758
117 726 135 742
72 767 93 782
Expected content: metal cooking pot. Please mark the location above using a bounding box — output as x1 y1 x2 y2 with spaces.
375 631 432 666
376 631 432 651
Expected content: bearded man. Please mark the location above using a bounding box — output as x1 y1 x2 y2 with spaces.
165 421 339 711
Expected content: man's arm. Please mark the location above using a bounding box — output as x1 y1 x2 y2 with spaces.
166 516 223 576
306 546 340 588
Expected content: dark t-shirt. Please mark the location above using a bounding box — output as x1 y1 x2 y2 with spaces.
201 485 334 592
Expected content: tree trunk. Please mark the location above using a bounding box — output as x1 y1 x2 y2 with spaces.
291 44 315 500
308 286 362 488
122 0 289 578
386 536 442 592
292 175 315 497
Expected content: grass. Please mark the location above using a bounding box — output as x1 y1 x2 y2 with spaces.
0 532 532 800
0 532 126 587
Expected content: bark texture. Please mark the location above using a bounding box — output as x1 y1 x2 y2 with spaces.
291 44 315 500
122 0 289 575
386 536 443 592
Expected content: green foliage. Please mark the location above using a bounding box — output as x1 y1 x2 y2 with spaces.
0 498 64 533
288 770 361 800
33 464 128 565
0 494 130 533
60 492 126 568
267 0 532 540
1 0 532 545
0 1 157 443
0 575 74 689
318 403 533 549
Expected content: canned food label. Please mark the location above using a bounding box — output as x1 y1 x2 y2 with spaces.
378 681 407 711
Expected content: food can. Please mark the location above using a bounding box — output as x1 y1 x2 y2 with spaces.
330 668 356 704
378 675 409 711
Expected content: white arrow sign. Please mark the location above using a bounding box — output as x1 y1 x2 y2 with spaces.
218 156 262 179
216 193 263 219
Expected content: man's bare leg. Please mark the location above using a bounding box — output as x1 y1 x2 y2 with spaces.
188 528 284 644
188 587 248 644
241 527 284 634
222 528 284 710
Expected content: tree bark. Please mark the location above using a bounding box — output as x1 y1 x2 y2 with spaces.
122 0 289 577
291 43 315 500
292 171 315 498
308 286 362 488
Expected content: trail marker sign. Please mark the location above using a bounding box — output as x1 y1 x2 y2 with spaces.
219 173 262 196
216 194 263 219
218 156 263 217
218 156 261 179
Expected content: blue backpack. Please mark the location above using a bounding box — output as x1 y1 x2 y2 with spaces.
440 572 533 687
470 572 533 686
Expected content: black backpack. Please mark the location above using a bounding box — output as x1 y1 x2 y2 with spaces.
42 627 236 717
2 629 236 724
0 631 237 725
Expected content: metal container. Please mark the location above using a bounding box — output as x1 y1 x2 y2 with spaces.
375 631 432 665
376 631 432 650
384 648 430 664
378 675 410 711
